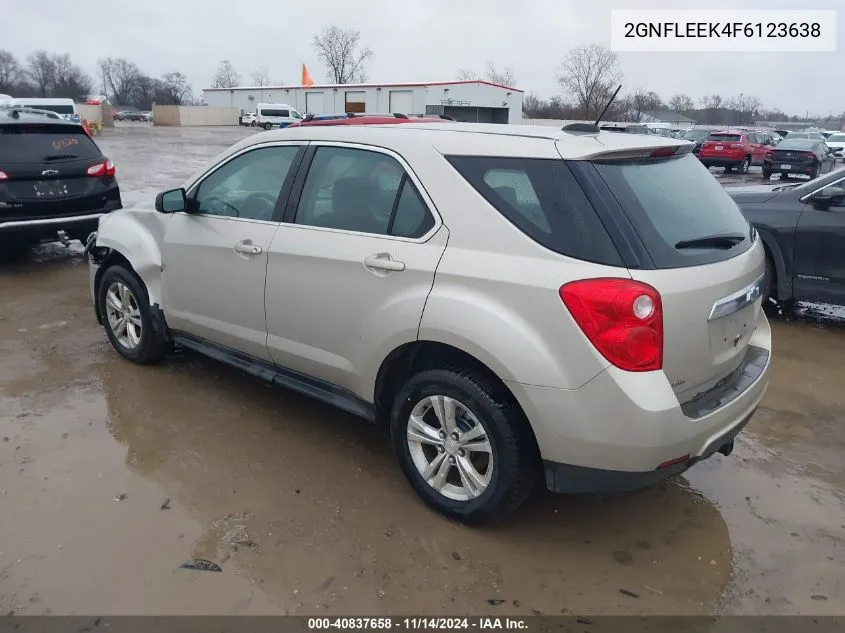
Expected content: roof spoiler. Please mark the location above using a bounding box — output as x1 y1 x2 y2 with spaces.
562 122 600 134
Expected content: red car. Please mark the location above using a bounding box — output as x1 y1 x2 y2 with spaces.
287 113 454 128
698 130 771 174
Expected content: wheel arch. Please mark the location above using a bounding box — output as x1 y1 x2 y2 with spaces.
757 228 791 301
94 212 164 306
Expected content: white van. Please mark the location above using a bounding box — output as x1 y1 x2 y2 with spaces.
4 98 80 122
255 103 303 130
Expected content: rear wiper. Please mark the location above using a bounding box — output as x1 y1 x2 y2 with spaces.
44 154 78 161
674 233 745 250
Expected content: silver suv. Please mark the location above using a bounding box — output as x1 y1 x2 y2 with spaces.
87 123 772 523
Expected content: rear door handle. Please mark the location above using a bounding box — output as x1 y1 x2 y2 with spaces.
233 239 262 255
363 253 405 272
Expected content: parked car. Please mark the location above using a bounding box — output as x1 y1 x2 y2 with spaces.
255 103 303 130
0 108 121 250
729 167 845 306
784 131 826 142
86 123 770 523
680 128 712 155
123 111 145 122
2 97 80 123
240 112 257 127
698 130 771 173
762 137 837 180
287 113 454 127
825 132 845 157
140 111 153 122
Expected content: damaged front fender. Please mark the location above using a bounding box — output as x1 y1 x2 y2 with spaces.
93 209 169 306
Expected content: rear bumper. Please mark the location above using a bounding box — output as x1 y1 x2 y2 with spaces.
762 158 816 173
0 212 106 242
699 156 745 168
507 311 772 494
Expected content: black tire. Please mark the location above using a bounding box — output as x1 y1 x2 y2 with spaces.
780 173 789 179
724 166 733 173
762 169 772 179
390 368 539 524
263 122 272 130
97 264 171 364
810 162 819 179
250 120 257 127
738 157 750 174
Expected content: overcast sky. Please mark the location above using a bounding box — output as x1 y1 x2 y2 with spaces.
2 0 843 115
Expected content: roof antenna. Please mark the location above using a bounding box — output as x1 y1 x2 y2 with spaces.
594 84 622 127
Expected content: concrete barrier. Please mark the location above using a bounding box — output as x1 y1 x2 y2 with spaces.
152 105 239 126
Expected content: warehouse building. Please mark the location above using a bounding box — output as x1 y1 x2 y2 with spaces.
202 80 523 124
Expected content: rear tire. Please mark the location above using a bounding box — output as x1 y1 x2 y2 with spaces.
738 157 750 174
390 368 539 524
263 122 272 130
97 265 171 364
810 163 819 179
762 169 772 179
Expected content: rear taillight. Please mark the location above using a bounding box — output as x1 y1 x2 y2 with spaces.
729 143 743 149
87 159 115 177
0 170 7 180
803 152 816 159
559 278 663 372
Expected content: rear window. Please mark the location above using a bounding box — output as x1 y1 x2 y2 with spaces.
0 125 101 163
589 153 752 268
775 138 816 151
446 156 622 266
708 134 742 142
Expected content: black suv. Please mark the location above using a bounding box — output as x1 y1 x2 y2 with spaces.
0 108 122 248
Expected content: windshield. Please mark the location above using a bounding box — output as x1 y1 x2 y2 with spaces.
0 125 101 163
775 139 816 151
591 153 751 268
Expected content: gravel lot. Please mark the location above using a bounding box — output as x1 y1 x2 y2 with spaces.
0 124 843 616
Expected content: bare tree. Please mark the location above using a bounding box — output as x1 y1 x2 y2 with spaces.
26 50 55 97
620 88 664 122
312 26 373 83
161 71 192 104
250 65 270 87
457 62 516 87
0 49 24 93
557 44 622 120
668 93 695 114
51 53 93 100
98 57 142 106
211 60 241 88
726 93 762 125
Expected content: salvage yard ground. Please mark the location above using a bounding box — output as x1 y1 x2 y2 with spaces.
0 125 843 616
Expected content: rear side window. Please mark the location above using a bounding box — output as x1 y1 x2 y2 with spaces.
708 134 742 142
261 109 289 117
446 156 622 266
589 153 752 268
0 125 101 163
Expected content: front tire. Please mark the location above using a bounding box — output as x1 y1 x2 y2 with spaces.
98 265 170 364
390 368 539 524
263 122 272 130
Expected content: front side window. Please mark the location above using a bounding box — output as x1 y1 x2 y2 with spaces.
193 146 299 221
295 146 435 238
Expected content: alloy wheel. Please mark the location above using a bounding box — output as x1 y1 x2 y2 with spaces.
406 395 494 501
104 281 142 350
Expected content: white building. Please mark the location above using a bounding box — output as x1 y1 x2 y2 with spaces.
202 80 523 124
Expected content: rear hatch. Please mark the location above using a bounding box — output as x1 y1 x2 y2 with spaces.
569 149 764 403
700 133 743 157
0 123 120 221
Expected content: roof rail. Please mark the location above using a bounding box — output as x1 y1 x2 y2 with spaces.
562 122 600 134
6 106 63 120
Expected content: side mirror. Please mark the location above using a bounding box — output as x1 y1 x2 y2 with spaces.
155 188 187 213
811 186 845 208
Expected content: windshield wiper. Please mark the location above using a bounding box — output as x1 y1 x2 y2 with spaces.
675 233 745 250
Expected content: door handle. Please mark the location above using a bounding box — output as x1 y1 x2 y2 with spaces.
233 239 262 255
363 253 405 272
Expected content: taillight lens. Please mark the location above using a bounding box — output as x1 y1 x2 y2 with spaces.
0 170 8 180
729 143 743 149
803 152 817 159
559 278 663 372
87 159 115 177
